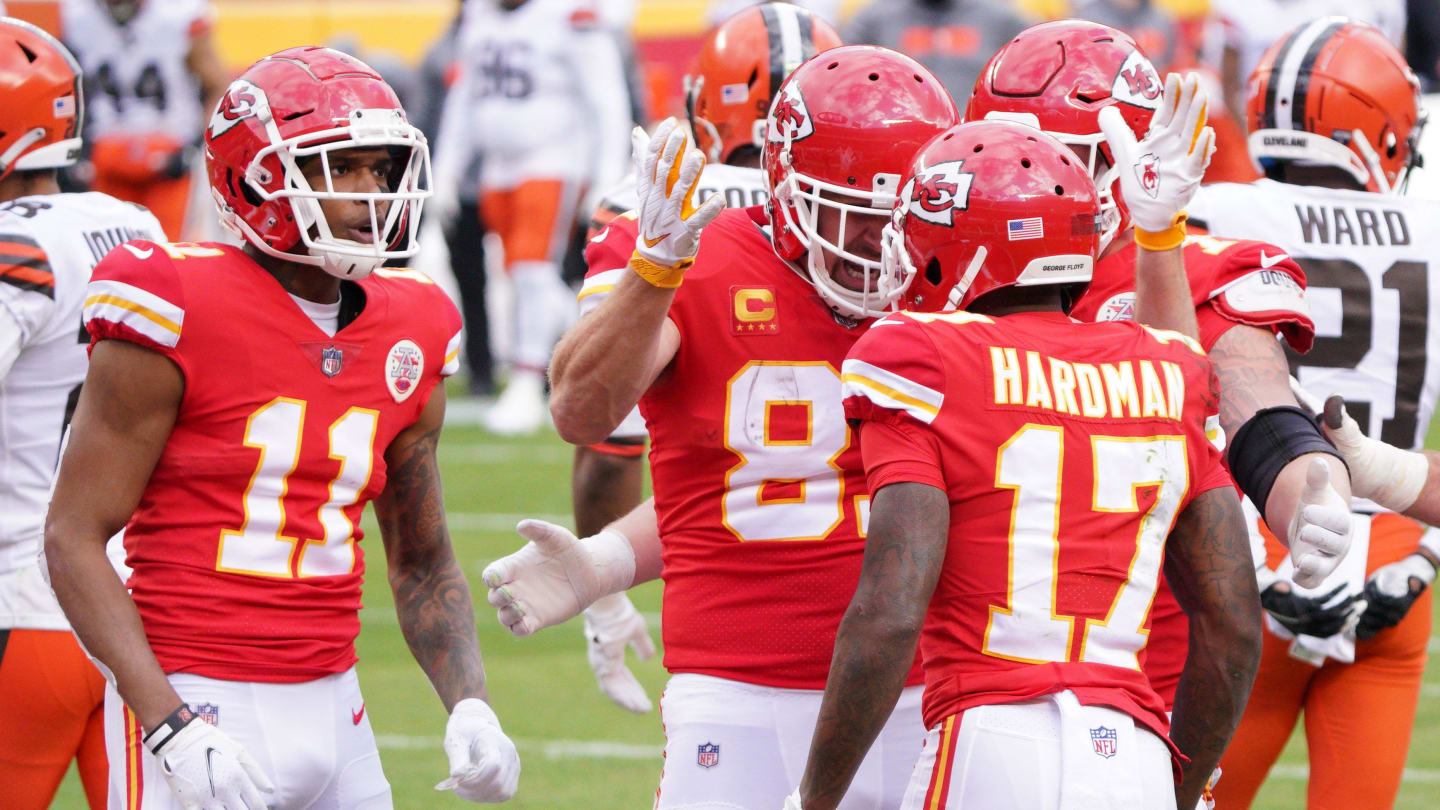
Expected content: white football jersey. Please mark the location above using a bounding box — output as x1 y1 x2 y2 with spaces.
60 0 213 140
1192 180 1440 453
443 0 631 190
0 192 163 628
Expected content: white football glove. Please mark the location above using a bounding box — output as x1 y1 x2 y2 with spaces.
1097 72 1216 236
435 698 521 803
632 117 725 272
147 718 274 810
583 592 656 713
1286 457 1353 589
482 520 636 637
783 788 804 810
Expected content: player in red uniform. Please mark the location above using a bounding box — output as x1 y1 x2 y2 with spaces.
788 120 1260 810
44 47 519 809
569 2 842 716
485 46 959 808
965 20 1352 713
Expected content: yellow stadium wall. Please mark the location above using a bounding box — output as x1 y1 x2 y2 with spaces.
7 1 1215 70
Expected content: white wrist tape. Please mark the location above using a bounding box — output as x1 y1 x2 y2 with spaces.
587 528 638 597
1341 436 1428 512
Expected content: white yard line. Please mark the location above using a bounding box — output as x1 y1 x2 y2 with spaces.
375 735 659 760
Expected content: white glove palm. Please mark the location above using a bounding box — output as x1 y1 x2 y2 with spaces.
435 699 520 803
482 520 636 637
1287 457 1353 588
583 593 656 713
150 720 274 810
1098 72 1216 235
783 788 804 810
632 117 725 271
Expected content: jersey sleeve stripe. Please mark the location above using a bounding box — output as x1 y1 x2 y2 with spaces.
441 330 462 377
85 279 184 329
84 278 184 349
577 267 626 316
0 261 55 297
84 297 181 347
840 358 945 424
0 232 43 251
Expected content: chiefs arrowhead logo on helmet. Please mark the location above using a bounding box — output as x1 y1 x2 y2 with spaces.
1111 50 1162 110
208 79 268 139
766 84 814 144
901 160 974 227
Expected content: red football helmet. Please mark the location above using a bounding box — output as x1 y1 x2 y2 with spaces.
1246 17 1424 194
0 18 83 183
204 46 431 280
684 2 842 165
764 45 958 318
966 21 1161 252
880 121 1101 312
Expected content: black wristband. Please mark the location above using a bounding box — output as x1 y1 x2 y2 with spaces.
142 704 196 755
1227 406 1346 515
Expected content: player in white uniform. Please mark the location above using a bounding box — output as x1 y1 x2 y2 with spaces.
60 0 226 240
0 18 165 810
436 0 632 434
1188 17 1437 809
568 2 840 715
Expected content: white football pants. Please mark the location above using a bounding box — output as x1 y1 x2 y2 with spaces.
899 689 1176 810
654 672 926 810
105 667 391 809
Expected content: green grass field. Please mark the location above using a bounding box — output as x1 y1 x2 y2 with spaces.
48 404 1440 809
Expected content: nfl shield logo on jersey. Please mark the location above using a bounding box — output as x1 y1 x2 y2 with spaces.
696 742 720 768
1090 726 1118 758
385 339 425 403
321 346 343 378
194 703 220 727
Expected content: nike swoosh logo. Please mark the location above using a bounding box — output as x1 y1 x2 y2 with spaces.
352 703 366 725
643 234 667 248
121 244 154 260
1259 250 1289 269
204 747 219 797
869 319 905 328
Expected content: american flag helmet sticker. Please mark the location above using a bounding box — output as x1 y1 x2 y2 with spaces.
1007 217 1043 240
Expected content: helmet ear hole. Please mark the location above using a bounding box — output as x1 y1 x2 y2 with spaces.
239 177 263 207
924 259 943 287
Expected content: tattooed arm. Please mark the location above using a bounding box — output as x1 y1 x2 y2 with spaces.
1164 485 1262 810
374 385 488 709
798 482 949 810
1210 323 1351 537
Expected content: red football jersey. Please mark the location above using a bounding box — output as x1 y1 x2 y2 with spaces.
1070 234 1315 706
585 206 922 689
842 310 1232 739
83 242 461 682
